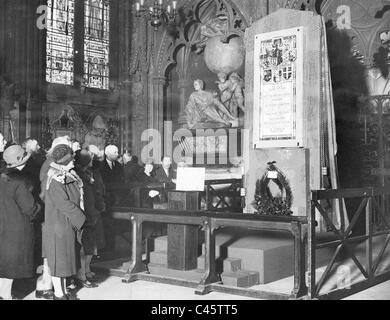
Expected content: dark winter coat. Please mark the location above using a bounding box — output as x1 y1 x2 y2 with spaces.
22 149 47 200
100 159 125 208
91 163 106 250
152 166 176 202
42 166 86 277
153 166 175 184
100 158 124 188
0 169 41 279
91 162 106 213
22 157 42 200
134 170 162 208
124 162 143 184
76 169 101 255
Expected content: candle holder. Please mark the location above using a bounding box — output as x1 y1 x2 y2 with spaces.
135 0 177 31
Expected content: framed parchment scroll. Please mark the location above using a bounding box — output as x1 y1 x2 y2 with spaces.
253 27 304 148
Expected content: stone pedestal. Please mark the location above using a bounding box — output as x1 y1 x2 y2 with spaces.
167 191 200 271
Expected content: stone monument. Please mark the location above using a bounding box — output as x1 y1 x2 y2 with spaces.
183 79 237 129
244 9 346 231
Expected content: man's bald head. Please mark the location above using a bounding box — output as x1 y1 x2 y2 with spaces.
105 145 119 162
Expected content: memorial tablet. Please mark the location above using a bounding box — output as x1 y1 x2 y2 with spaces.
253 27 304 148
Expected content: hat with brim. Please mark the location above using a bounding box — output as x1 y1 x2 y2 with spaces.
48 136 71 154
3 145 31 169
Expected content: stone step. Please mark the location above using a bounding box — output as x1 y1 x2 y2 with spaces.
223 258 242 273
197 256 242 273
149 250 167 265
197 255 223 270
221 270 260 288
197 255 206 270
147 263 205 282
154 236 168 252
247 270 260 286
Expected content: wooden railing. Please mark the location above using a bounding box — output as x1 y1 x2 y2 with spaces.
204 179 243 212
108 179 243 212
109 185 390 299
112 208 308 300
309 187 390 300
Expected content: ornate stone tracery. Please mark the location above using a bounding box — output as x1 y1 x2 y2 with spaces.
152 0 249 130
155 0 249 80
135 0 390 155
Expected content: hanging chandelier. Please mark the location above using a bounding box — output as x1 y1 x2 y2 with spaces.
135 0 177 31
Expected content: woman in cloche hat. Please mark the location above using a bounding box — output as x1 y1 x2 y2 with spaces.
0 145 41 299
42 144 86 300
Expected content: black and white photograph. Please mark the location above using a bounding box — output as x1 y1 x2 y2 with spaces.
1 0 390 307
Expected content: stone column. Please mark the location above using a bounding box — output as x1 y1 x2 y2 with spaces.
177 78 191 126
119 80 132 152
175 44 192 128
149 76 166 154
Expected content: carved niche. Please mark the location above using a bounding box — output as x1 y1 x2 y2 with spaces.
41 103 120 149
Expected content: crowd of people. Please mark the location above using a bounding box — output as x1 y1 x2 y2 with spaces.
0 131 175 300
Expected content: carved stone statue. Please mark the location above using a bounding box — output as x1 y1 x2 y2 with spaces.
52 105 83 129
184 79 237 129
195 13 229 54
216 72 245 117
83 115 107 150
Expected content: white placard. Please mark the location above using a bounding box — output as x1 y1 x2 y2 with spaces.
267 171 278 179
253 27 304 148
176 167 206 192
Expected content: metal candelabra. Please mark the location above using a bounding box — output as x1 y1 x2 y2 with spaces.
135 0 177 31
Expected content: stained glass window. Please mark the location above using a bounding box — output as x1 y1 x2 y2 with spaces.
46 0 75 85
84 0 110 90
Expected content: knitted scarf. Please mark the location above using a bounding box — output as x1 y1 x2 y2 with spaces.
46 162 84 211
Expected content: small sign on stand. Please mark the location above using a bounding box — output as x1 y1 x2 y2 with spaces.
176 167 206 192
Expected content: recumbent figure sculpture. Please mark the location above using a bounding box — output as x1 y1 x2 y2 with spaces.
184 79 237 129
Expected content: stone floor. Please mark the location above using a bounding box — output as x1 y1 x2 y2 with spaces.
11 272 390 300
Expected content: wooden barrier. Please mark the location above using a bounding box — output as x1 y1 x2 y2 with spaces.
108 179 243 211
108 185 390 300
309 187 390 299
112 208 308 300
205 179 243 212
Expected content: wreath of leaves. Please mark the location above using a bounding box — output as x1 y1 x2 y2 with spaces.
252 162 293 216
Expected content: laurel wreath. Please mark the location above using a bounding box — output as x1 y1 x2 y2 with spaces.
252 162 293 216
